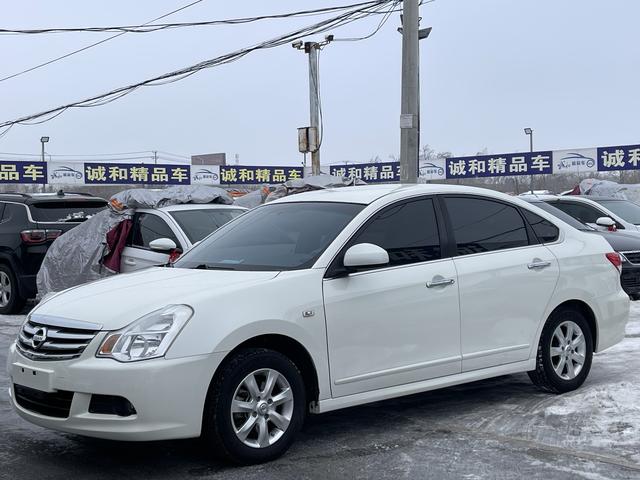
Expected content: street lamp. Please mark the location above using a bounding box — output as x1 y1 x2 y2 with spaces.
524 128 534 193
39 136 50 193
40 136 49 163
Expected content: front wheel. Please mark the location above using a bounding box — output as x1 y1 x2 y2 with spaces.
528 307 594 393
202 348 306 464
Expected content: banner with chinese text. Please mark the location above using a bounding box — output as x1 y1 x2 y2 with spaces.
329 162 401 183
0 161 47 184
446 151 553 179
219 166 303 185
84 163 190 185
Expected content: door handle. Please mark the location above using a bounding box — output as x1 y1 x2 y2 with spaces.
124 259 136 266
426 278 455 288
528 261 551 270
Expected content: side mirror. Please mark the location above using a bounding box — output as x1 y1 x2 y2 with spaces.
343 243 389 268
595 216 617 231
149 238 177 252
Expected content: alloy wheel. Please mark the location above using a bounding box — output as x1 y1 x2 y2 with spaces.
230 368 294 449
550 320 586 380
0 271 12 307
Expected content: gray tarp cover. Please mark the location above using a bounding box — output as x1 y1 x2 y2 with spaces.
264 174 366 203
579 178 640 203
36 185 233 297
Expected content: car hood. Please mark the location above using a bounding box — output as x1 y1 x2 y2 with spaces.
33 267 280 330
588 230 640 251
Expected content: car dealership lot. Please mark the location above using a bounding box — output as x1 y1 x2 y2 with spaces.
1 305 639 480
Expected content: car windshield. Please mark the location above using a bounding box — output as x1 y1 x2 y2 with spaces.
592 199 640 225
169 208 246 243
28 200 107 222
534 201 593 231
174 202 364 271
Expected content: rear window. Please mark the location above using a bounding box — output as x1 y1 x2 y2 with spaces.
28 201 107 222
169 208 245 243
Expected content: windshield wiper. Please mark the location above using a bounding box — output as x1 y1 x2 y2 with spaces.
193 263 237 271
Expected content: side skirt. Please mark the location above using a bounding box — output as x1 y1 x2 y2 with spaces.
312 359 536 414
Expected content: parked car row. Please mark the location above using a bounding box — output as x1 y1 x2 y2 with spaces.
7 184 629 464
0 191 246 313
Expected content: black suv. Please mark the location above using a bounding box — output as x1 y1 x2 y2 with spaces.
0 191 107 313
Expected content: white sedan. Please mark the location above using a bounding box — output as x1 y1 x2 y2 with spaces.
7 184 629 465
120 204 247 272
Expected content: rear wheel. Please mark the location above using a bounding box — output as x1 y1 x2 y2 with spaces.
0 265 25 315
202 348 306 464
528 307 593 393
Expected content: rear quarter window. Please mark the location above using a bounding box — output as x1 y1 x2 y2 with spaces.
522 209 559 243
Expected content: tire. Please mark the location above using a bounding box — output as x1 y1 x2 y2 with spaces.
528 307 594 393
0 264 26 315
202 348 306 464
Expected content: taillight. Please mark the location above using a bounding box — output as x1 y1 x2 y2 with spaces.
606 252 622 273
20 229 63 245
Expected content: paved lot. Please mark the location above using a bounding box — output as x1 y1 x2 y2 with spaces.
2 305 639 480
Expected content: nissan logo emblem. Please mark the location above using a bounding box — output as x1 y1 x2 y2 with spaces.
31 327 48 350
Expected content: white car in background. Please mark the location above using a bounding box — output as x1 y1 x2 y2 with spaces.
528 195 640 233
8 185 629 464
121 204 247 272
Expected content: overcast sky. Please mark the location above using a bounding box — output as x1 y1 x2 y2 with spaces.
1 0 638 166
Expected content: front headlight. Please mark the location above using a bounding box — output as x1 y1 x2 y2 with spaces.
97 305 193 362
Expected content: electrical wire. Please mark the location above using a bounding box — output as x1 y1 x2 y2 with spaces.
0 0 206 84
0 0 396 131
0 1 385 35
332 0 400 42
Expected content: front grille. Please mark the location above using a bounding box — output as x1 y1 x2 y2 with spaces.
621 251 640 264
16 318 99 361
14 384 73 418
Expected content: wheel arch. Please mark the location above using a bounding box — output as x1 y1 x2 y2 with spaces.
212 333 320 409
547 299 598 351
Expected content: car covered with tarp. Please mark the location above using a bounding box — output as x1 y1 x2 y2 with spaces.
37 185 233 297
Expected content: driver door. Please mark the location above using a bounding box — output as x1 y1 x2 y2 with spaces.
323 197 461 398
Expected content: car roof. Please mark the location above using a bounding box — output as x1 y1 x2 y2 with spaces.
147 203 248 213
270 184 522 205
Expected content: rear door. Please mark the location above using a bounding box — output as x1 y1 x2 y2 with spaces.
441 195 560 371
120 212 182 272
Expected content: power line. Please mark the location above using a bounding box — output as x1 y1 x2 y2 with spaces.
0 0 206 84
0 1 384 35
0 0 395 131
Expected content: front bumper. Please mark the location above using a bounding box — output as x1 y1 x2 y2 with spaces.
7 341 226 441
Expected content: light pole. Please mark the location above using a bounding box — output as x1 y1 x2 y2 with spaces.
40 136 49 193
524 128 533 193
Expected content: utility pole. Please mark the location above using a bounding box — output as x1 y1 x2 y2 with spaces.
293 37 332 176
400 0 420 183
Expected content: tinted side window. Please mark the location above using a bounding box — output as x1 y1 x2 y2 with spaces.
2 203 26 225
444 197 529 256
351 198 441 267
522 209 559 243
129 213 180 249
552 202 602 224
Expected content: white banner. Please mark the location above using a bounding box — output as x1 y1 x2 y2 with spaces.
47 161 85 185
190 165 220 185
552 148 597 175
418 158 446 180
